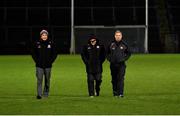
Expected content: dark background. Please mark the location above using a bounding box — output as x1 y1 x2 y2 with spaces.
0 0 180 54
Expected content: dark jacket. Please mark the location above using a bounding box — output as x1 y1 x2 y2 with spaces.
81 39 106 73
31 39 57 68
107 40 131 64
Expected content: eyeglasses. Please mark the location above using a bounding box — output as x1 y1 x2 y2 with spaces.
90 40 96 43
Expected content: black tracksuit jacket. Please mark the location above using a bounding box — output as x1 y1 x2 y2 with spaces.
81 40 106 74
107 40 131 64
31 39 57 68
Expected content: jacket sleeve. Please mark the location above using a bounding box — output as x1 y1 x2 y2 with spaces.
81 46 88 64
123 44 131 61
50 41 58 64
31 42 38 63
106 43 112 62
100 45 106 64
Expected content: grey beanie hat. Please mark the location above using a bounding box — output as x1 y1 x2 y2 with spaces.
40 30 48 35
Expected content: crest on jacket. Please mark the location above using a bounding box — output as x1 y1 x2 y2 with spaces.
110 43 116 50
47 44 51 48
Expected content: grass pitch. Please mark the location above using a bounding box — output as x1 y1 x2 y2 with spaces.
0 54 180 115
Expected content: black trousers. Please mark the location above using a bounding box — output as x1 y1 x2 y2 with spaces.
110 63 126 96
87 73 102 96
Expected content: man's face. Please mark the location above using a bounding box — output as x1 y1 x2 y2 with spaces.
90 39 97 46
40 33 48 41
115 32 122 42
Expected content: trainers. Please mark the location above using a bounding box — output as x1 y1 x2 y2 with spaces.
119 94 124 98
36 96 42 99
90 96 94 98
95 87 100 96
114 95 118 98
95 91 99 96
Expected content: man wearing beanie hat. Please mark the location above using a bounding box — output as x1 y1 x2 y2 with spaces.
107 30 131 98
40 30 49 36
81 34 106 98
31 30 57 99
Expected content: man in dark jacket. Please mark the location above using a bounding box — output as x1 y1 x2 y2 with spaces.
31 30 57 99
81 35 106 98
107 30 131 98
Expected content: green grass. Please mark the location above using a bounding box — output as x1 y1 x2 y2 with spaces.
0 54 180 114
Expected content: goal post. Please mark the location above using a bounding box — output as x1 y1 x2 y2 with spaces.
74 25 147 54
70 0 149 54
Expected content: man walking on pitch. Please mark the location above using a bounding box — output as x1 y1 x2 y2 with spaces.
107 30 131 98
31 30 57 99
81 35 106 98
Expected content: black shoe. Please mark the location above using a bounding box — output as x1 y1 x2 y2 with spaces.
43 92 49 97
43 95 48 98
113 91 118 96
43 94 49 98
36 96 42 99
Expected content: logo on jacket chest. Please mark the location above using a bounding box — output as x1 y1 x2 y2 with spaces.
120 44 127 50
110 43 116 50
47 44 51 48
38 45 41 48
120 46 124 50
87 46 91 50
